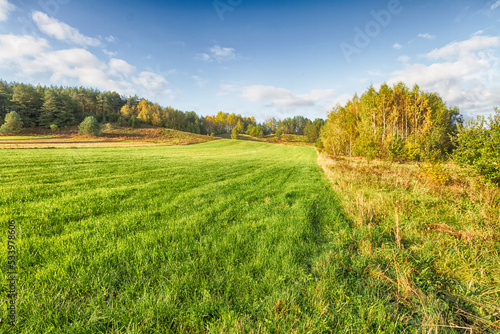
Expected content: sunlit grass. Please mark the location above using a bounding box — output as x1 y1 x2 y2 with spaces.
0 135 55 140
317 153 500 333
3 141 494 332
0 141 365 332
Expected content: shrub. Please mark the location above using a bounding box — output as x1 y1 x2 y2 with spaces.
0 111 23 134
314 138 324 149
231 127 239 140
118 117 124 127
275 129 283 141
388 135 405 160
79 116 101 136
454 108 500 185
128 116 138 128
50 124 58 132
420 159 449 185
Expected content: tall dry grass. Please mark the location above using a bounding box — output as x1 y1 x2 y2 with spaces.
317 151 500 332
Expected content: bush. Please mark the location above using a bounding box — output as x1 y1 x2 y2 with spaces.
0 111 23 134
420 159 449 185
79 116 101 136
454 107 500 185
50 124 58 132
314 138 324 149
128 116 138 128
118 117 124 127
231 127 239 140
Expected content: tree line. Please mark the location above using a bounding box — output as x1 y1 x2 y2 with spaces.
1 80 498 184
0 80 323 143
320 82 463 160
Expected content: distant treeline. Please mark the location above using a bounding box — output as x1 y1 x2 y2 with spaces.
320 82 463 160
0 80 323 142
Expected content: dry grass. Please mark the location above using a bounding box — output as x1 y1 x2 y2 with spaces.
317 151 500 332
0 126 216 149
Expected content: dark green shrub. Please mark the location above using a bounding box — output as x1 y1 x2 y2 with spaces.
0 111 23 134
79 116 101 136
454 108 500 185
128 116 138 128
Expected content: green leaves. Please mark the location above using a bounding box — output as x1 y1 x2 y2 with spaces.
454 108 500 185
78 116 101 137
0 110 23 134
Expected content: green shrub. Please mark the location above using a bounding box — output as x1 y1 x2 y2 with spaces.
128 116 138 128
231 127 239 140
0 111 23 134
387 135 405 160
50 124 58 132
118 117 124 127
79 116 101 136
314 138 323 149
454 107 500 185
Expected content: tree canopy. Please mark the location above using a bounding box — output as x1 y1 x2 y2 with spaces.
320 83 463 160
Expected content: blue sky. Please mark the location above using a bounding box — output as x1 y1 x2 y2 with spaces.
0 0 499 121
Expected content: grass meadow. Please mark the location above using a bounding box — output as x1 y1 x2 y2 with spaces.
1 140 498 333
318 154 500 333
0 140 389 333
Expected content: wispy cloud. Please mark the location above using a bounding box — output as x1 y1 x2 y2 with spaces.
491 1 500 10
103 49 117 57
32 11 101 47
238 85 337 111
197 45 236 62
418 33 436 40
105 35 116 43
393 42 403 50
192 75 209 88
0 0 14 22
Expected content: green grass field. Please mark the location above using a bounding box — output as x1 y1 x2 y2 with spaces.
3 140 495 333
0 141 350 332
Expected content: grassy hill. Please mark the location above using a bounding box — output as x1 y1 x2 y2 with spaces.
0 124 216 149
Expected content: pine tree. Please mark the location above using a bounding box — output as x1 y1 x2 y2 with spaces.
0 111 23 134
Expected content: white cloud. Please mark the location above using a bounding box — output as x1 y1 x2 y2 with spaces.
388 35 500 116
197 45 236 62
0 35 50 61
393 42 403 50
418 33 436 40
426 35 499 60
0 0 15 22
491 1 500 10
0 33 171 101
108 58 136 77
105 35 116 43
238 85 336 111
103 49 117 57
32 11 100 47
